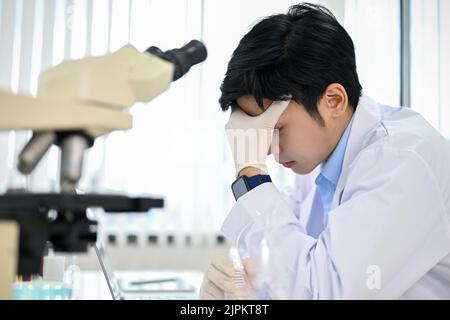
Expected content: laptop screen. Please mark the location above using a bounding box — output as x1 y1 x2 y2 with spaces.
94 240 198 300
94 241 122 300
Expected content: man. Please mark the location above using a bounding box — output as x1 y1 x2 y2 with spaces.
200 3 450 299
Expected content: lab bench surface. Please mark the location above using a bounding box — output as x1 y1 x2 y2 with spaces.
75 270 203 300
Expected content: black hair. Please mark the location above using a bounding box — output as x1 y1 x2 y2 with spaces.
219 3 362 123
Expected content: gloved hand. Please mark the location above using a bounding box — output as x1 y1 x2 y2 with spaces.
225 100 290 176
199 253 258 300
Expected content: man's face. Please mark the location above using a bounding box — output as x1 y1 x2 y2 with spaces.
236 95 342 174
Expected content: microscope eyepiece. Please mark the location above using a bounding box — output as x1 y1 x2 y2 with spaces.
146 40 207 81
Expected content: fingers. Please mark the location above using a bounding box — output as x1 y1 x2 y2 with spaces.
260 100 290 126
211 253 237 278
242 258 258 287
201 253 238 293
200 277 225 300
225 108 250 130
200 256 260 300
242 258 257 279
206 263 236 293
225 100 290 132
200 253 241 300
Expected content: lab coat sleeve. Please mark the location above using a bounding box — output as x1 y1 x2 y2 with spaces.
221 147 448 299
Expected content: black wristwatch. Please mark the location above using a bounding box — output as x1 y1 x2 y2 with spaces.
231 174 272 200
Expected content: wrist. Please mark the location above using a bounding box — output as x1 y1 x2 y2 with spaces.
231 172 272 200
238 167 263 177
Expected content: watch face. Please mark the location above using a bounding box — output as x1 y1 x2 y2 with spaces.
231 177 249 200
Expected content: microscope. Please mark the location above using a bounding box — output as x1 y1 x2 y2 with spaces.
0 40 207 297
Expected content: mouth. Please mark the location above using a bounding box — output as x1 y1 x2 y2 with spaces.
282 161 296 169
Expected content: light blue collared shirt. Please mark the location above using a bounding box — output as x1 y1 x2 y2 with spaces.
315 117 354 227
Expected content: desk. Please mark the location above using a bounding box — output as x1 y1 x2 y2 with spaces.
75 270 203 300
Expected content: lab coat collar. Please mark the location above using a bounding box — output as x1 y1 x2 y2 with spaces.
331 94 383 209
320 116 354 186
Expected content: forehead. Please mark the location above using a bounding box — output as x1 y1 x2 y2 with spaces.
235 96 273 116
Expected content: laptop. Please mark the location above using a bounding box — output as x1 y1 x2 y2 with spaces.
94 240 198 300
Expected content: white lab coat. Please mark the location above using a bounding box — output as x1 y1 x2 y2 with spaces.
221 95 450 299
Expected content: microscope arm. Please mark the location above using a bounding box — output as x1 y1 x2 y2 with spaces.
0 90 132 138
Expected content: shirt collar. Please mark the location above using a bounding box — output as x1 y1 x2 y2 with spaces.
320 116 354 186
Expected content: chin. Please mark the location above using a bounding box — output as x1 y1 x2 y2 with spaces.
292 163 316 175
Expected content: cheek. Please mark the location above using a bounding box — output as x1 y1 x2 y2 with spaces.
281 129 321 162
278 130 302 158
277 115 328 162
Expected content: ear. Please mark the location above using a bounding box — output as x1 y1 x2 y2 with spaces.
323 83 349 118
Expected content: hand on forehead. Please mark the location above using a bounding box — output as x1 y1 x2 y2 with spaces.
235 96 273 116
